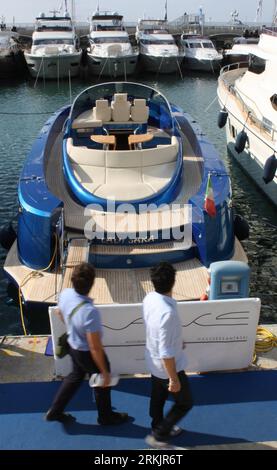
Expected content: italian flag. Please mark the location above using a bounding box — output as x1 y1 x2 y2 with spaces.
204 173 216 218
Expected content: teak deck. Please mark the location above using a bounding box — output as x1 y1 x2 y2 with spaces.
4 239 247 305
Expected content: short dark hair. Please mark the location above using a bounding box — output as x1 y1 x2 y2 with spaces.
71 262 96 296
150 262 176 295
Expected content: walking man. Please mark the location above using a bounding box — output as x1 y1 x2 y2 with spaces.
46 262 128 425
143 262 193 448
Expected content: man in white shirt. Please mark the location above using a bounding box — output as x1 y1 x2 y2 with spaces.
143 262 193 448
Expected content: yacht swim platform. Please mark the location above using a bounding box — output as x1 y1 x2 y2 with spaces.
5 238 247 305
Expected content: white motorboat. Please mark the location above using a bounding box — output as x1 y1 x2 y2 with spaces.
181 35 223 72
87 11 138 78
136 19 182 74
218 28 277 206
24 8 82 80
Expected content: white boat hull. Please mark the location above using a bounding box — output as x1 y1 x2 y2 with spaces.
225 115 277 206
87 53 138 77
139 53 182 74
183 56 222 72
25 51 82 79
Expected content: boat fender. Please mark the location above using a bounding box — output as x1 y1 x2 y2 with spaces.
263 154 277 184
234 214 249 241
200 293 209 301
235 130 248 154
217 108 228 129
200 277 210 301
0 222 17 250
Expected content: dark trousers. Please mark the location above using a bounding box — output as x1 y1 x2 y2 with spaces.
50 347 112 421
150 370 193 439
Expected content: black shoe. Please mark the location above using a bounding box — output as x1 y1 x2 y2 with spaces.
145 434 170 449
45 409 75 422
152 424 183 438
98 411 129 425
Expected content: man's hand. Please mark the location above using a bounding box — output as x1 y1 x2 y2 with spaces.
168 376 181 393
102 371 111 388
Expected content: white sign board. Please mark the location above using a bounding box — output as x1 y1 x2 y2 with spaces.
49 298 260 377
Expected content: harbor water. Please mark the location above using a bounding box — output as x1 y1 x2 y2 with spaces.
0 73 276 335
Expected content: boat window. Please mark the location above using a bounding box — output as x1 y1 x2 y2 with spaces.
140 38 175 45
92 37 130 44
262 117 273 134
189 43 202 48
270 94 277 111
202 41 214 49
33 38 74 45
248 54 266 74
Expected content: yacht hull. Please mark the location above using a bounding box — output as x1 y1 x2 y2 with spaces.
87 53 138 77
24 51 82 79
139 53 182 74
183 57 222 72
227 137 277 207
219 81 277 206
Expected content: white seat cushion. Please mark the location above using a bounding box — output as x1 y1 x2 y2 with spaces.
111 93 131 122
93 100 112 122
94 183 154 201
142 137 179 166
106 167 142 184
67 136 179 201
143 162 176 192
72 110 102 130
72 163 105 184
106 149 143 168
130 99 149 123
67 138 105 166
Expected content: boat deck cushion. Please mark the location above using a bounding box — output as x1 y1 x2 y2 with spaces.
66 136 179 201
92 99 112 122
130 99 150 123
72 110 103 129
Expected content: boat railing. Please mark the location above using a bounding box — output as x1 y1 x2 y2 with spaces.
220 68 277 141
261 27 277 37
220 61 248 76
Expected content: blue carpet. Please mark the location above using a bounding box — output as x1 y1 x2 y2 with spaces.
1 371 277 450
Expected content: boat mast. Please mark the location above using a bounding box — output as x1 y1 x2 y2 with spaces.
255 0 263 22
273 0 277 24
70 1 76 22
164 0 168 21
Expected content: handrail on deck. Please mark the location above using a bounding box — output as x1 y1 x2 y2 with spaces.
262 27 277 37
220 61 248 75
219 64 277 140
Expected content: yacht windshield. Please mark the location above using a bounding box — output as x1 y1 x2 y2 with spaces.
70 82 174 132
92 37 129 44
141 38 175 45
189 43 202 48
33 38 74 45
202 42 214 48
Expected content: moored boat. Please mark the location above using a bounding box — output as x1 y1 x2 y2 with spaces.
87 11 138 78
136 19 183 74
3 81 247 326
218 28 277 207
24 7 82 80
